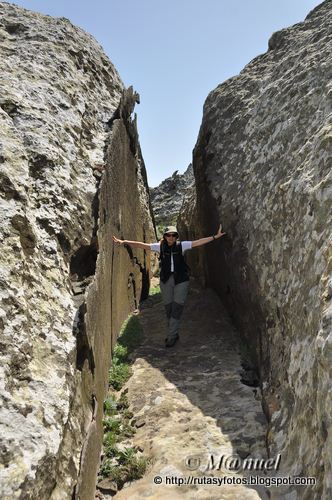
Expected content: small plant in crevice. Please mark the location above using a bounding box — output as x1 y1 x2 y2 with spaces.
147 282 162 304
99 388 150 488
100 453 148 489
97 313 149 491
103 431 118 459
108 315 143 390
103 394 118 415
108 362 132 391
103 415 121 434
149 283 161 296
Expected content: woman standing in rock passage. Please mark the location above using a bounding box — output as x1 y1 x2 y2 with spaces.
112 224 226 347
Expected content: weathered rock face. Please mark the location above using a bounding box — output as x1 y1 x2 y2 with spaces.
0 3 155 499
149 163 194 227
179 1 332 498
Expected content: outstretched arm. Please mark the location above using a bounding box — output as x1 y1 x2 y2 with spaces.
112 235 151 251
191 224 226 248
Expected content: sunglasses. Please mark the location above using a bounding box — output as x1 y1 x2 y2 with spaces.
165 233 177 237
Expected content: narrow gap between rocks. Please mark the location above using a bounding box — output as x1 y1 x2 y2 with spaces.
96 277 270 499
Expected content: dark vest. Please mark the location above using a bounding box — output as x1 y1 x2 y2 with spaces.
159 240 190 284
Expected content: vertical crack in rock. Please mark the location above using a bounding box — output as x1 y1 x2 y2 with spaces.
128 272 138 310
73 86 156 498
70 244 98 281
124 240 149 304
69 173 103 377
73 302 95 374
69 155 106 376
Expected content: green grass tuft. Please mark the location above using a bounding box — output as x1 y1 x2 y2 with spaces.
104 452 149 488
117 446 136 464
99 313 149 487
109 363 132 391
149 284 161 296
112 343 128 363
103 430 117 447
102 416 121 433
104 395 118 415
108 314 143 391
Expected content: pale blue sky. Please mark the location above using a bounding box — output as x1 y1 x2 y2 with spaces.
6 0 321 186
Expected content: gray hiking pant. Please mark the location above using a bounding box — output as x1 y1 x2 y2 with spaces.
160 274 190 340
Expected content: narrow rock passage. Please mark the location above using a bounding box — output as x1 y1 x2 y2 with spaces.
114 278 269 499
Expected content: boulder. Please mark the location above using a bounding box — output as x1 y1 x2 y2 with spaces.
0 3 155 499
150 163 194 228
179 1 332 498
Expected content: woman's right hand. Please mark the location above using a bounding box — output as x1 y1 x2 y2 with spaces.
112 235 124 245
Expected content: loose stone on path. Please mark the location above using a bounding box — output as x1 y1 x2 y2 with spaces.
113 278 269 499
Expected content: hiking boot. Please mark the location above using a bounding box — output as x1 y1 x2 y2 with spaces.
165 335 179 348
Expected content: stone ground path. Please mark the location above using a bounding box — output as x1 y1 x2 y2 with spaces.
111 278 270 499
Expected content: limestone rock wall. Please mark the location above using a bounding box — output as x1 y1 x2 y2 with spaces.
0 3 155 499
179 1 332 498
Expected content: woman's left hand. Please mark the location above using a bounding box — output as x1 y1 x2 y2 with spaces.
215 223 226 238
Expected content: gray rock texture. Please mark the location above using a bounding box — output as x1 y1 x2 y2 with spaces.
0 2 155 499
149 163 194 227
179 1 332 499
114 279 268 500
